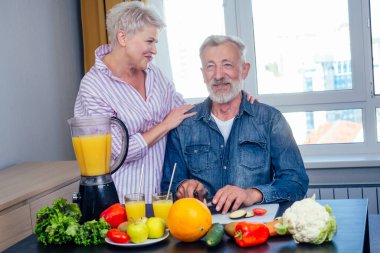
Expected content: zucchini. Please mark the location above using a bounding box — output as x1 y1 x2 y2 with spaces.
205 223 224 247
229 209 247 219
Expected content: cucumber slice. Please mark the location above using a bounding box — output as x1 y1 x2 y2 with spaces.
245 211 255 218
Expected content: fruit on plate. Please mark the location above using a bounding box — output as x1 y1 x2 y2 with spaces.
117 221 131 232
167 198 212 242
107 228 130 243
146 217 166 239
126 220 149 243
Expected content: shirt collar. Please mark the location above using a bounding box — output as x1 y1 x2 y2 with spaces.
238 92 255 118
93 44 152 76
94 45 112 73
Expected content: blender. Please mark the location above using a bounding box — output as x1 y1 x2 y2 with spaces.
68 115 129 222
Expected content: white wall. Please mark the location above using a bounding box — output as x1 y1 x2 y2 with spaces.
0 0 83 169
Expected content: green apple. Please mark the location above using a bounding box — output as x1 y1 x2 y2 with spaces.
127 221 149 243
146 217 166 239
136 216 148 224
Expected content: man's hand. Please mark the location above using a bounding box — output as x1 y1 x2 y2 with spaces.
176 179 207 201
212 185 263 215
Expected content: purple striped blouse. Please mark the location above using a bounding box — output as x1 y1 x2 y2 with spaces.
74 45 184 203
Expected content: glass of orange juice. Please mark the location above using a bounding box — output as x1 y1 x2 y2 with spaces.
124 193 146 221
152 193 173 223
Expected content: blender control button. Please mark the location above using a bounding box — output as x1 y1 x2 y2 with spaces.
72 192 81 203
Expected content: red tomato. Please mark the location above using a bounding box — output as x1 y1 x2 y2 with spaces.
253 208 267 216
107 228 130 244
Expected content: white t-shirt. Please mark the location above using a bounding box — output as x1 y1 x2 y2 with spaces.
211 113 235 144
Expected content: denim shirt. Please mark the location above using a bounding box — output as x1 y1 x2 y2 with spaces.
161 94 309 203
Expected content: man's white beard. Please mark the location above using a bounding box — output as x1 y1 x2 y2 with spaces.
207 79 243 104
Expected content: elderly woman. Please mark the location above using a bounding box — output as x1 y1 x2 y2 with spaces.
74 1 195 203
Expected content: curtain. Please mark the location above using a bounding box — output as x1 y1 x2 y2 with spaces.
80 0 146 73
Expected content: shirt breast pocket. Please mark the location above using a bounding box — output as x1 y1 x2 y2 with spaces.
185 145 209 173
239 140 266 170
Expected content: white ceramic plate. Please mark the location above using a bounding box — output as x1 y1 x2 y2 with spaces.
105 231 170 247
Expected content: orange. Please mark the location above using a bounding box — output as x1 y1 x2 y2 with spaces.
167 198 212 242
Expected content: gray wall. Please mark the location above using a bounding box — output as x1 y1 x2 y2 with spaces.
0 1 378 189
0 0 83 170
308 167 380 185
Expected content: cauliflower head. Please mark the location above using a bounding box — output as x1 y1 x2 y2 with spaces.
276 195 337 244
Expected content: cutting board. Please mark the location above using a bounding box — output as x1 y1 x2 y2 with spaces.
211 203 279 224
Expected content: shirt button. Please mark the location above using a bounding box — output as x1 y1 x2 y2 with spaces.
220 144 224 148
223 166 227 170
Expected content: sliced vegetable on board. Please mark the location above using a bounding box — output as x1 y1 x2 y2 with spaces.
229 209 247 219
245 211 255 218
253 208 267 216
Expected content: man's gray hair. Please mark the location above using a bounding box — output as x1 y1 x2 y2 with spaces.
199 35 247 61
106 1 165 46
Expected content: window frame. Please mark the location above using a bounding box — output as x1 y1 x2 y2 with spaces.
156 0 380 156
230 0 380 156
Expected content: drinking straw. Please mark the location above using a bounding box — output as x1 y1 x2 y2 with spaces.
166 163 177 200
138 164 144 199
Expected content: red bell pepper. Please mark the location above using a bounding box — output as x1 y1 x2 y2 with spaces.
234 222 269 247
100 203 127 228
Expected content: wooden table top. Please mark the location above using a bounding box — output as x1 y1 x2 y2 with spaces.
369 214 380 253
3 199 369 253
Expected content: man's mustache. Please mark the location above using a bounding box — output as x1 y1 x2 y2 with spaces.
210 79 233 85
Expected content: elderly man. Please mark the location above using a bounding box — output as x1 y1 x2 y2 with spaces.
161 35 309 214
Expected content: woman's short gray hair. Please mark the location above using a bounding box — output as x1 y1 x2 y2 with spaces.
106 1 165 46
199 35 247 62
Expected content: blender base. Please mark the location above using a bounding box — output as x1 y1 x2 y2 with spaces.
73 174 120 223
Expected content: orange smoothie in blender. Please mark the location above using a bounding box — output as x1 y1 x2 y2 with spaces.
72 134 112 176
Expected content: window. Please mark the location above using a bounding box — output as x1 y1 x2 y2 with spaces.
163 0 224 99
158 0 380 156
283 109 363 145
371 0 380 95
252 0 352 95
377 108 380 141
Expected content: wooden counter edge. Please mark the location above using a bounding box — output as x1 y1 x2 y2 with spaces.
0 161 80 212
